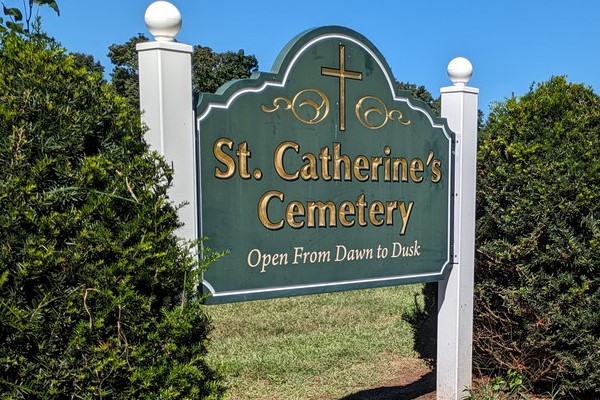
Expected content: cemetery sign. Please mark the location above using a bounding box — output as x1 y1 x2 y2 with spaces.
196 27 455 303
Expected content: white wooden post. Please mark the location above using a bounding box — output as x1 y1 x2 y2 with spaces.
437 58 479 400
136 1 197 244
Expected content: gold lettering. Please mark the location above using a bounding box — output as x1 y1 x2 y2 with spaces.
393 158 409 182
369 201 385 226
300 153 319 180
319 146 331 181
259 192 414 236
306 201 337 228
385 201 398 225
371 156 383 181
356 194 367 226
332 142 351 181
257 190 284 230
383 152 391 182
410 158 424 183
338 201 355 227
398 201 414 235
236 141 251 179
286 201 305 229
274 141 299 180
431 159 442 183
354 156 369 181
213 138 235 179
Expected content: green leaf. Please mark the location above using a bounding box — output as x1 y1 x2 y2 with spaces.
3 6 23 21
0 271 8 287
33 0 60 16
6 21 23 32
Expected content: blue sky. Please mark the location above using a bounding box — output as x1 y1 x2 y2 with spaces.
28 0 600 116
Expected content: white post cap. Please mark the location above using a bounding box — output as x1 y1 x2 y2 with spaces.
447 57 473 86
144 1 182 42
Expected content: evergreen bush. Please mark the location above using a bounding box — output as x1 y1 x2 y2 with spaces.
0 32 223 399
474 76 599 398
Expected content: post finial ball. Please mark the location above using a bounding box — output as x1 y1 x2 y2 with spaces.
447 57 473 86
144 1 182 42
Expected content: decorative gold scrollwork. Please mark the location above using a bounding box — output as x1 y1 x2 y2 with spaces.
261 89 330 125
355 95 411 129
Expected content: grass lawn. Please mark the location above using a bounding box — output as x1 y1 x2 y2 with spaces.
204 284 430 400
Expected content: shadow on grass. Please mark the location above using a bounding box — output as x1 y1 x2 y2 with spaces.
402 282 437 361
339 283 439 400
339 370 435 400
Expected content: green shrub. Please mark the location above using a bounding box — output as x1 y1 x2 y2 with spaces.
0 32 223 399
462 370 529 400
475 76 599 398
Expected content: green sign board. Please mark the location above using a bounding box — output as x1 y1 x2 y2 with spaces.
197 26 454 303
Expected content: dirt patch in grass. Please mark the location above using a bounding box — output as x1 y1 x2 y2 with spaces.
337 362 554 400
333 357 436 400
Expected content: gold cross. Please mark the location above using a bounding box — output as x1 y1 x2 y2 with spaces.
321 45 363 131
